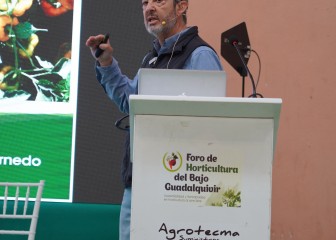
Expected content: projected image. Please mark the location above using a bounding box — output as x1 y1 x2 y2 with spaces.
0 0 80 202
0 113 73 200
0 0 74 102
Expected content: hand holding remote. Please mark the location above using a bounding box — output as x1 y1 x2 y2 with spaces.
95 33 110 58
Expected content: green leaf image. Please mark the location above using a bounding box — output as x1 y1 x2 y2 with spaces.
206 185 241 208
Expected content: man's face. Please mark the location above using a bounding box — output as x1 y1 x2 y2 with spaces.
142 0 177 37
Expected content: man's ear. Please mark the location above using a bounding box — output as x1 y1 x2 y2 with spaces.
176 0 188 16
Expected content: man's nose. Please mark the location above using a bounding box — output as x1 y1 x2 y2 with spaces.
144 1 156 12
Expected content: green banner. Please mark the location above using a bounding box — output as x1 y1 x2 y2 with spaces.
0 113 73 201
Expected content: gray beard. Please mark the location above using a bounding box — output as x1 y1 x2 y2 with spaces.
146 18 177 38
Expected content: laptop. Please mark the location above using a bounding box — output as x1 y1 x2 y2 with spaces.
138 68 226 97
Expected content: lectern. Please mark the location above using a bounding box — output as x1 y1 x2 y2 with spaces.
129 95 282 240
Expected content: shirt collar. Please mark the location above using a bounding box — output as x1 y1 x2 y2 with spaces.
153 27 191 55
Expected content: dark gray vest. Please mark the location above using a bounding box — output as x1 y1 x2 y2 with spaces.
122 27 213 187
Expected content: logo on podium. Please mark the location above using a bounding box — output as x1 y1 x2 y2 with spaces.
163 152 183 172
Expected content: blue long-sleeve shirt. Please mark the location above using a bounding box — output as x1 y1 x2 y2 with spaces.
95 28 223 114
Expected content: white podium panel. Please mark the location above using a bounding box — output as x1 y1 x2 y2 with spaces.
130 96 281 240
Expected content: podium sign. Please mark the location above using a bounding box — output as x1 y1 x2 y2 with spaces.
130 96 281 240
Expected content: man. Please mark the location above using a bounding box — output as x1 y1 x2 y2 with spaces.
86 0 223 239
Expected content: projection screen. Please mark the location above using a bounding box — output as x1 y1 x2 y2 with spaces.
0 0 152 203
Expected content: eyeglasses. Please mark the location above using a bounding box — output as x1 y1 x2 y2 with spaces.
115 115 130 131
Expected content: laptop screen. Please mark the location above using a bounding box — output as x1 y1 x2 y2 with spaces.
138 69 226 97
